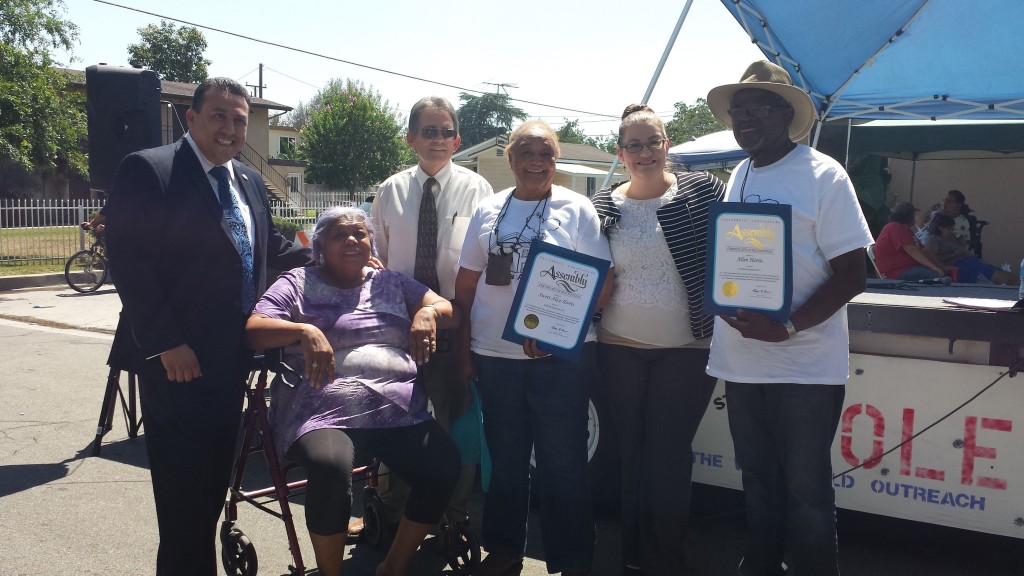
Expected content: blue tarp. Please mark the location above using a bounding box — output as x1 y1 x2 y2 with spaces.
721 0 1024 122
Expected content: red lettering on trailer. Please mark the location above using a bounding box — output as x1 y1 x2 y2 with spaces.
962 416 1011 490
840 404 884 469
900 408 944 481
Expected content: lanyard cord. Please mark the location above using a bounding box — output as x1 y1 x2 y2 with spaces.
489 189 550 253
738 160 753 202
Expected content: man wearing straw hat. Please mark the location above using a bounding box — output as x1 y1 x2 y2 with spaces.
705 61 873 576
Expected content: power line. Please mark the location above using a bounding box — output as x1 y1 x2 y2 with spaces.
263 66 321 91
91 0 618 118
233 66 259 82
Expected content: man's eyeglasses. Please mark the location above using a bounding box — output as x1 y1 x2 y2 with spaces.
726 105 788 120
418 126 457 140
620 138 666 154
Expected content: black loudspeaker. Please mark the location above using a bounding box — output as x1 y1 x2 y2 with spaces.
86 65 162 192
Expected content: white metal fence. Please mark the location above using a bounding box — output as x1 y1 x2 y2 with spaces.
0 197 376 268
0 199 106 268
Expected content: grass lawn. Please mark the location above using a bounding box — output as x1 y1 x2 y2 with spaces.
0 262 65 276
0 225 90 276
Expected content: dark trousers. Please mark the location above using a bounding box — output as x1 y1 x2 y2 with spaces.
138 366 246 576
288 420 460 535
379 348 476 521
726 382 846 576
597 344 717 576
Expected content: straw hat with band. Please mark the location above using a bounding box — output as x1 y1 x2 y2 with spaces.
707 60 817 142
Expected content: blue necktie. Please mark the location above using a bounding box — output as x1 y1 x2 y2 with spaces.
209 166 255 312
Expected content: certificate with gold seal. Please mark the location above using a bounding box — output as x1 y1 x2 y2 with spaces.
703 202 793 322
502 239 611 361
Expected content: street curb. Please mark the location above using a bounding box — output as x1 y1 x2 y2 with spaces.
0 273 67 291
0 313 116 335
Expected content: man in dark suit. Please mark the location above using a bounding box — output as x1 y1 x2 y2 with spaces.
105 77 311 576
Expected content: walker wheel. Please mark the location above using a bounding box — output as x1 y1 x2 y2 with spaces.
220 523 259 576
362 489 389 549
441 519 481 575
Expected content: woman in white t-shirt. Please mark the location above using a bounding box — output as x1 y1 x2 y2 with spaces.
454 120 613 576
590 104 724 576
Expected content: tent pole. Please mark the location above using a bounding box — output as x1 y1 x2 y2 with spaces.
844 118 852 169
810 118 823 149
909 153 918 204
602 0 695 190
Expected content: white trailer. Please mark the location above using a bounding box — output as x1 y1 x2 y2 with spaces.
689 282 1024 539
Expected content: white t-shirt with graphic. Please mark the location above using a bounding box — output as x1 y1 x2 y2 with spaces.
707 145 873 385
459 185 612 359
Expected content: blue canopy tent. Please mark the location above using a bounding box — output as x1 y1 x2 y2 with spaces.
604 0 1024 185
667 130 746 171
720 0 1024 130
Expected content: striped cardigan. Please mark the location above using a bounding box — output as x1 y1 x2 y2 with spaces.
591 171 726 340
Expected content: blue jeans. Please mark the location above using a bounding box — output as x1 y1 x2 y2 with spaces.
726 382 845 576
474 344 596 574
898 266 941 281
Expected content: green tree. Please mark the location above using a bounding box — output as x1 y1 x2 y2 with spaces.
127 20 210 83
301 79 406 194
664 98 725 144
456 92 527 148
556 119 617 154
555 118 588 144
278 101 310 130
0 0 87 197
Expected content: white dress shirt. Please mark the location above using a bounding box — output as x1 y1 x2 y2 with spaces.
372 161 493 298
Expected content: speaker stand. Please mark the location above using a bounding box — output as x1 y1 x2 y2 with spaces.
91 367 142 456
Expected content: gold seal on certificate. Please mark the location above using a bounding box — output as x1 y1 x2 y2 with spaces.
502 239 611 361
704 202 793 322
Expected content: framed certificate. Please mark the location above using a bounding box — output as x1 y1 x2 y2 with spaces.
501 239 611 361
703 202 793 322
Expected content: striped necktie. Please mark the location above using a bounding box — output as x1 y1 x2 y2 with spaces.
209 166 256 312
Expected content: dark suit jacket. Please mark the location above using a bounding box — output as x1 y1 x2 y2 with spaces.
105 138 311 383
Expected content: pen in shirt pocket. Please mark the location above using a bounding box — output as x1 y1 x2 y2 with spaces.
452 211 458 225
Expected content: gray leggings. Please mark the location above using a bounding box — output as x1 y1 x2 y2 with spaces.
286 420 460 535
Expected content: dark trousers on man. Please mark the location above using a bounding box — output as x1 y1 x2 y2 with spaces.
379 345 477 522
726 382 845 576
139 365 245 576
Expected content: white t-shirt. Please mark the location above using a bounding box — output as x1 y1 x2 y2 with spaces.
373 162 493 299
706 145 873 385
459 185 612 359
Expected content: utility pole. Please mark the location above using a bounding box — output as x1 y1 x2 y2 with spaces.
246 63 266 98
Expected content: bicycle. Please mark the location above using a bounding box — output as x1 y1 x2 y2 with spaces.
65 223 109 293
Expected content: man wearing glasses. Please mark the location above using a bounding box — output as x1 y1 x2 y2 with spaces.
705 61 873 576
370 96 493 531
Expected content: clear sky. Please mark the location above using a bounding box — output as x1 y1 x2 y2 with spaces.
58 0 765 139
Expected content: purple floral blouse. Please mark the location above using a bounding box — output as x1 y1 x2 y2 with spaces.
253 266 431 459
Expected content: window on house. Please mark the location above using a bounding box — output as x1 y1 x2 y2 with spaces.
586 177 597 197
279 137 296 157
287 174 301 194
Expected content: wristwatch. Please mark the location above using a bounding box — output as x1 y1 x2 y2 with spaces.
783 320 797 339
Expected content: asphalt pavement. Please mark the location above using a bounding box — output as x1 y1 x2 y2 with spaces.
2 283 1024 575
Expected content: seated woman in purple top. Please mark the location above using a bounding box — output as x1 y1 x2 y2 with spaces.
245 207 461 576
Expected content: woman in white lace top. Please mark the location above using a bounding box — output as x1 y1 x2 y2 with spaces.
590 104 725 576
